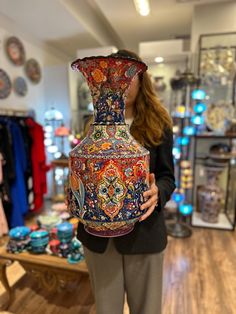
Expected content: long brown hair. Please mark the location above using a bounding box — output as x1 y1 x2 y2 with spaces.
84 49 172 147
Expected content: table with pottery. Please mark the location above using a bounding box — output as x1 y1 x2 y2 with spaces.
0 204 88 310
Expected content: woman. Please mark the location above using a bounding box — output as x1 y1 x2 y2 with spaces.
77 49 175 314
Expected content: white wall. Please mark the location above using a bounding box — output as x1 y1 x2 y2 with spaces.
191 2 236 53
0 12 70 125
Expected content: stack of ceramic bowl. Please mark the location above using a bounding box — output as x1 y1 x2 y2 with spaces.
57 222 74 258
29 229 49 254
7 226 31 253
57 222 73 243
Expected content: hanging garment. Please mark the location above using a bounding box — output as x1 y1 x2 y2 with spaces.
0 121 15 226
25 118 49 211
0 153 9 235
9 121 28 227
18 118 34 210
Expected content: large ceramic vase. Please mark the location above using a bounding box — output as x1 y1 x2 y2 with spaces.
67 56 150 237
197 166 224 223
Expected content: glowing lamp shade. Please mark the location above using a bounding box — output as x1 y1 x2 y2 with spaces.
172 191 185 204
44 108 63 121
193 103 207 114
54 125 70 137
172 147 181 160
44 138 53 146
176 105 186 117
183 125 196 136
47 145 58 153
191 89 206 100
191 115 204 125
179 204 193 216
44 125 53 133
173 125 179 134
176 136 190 146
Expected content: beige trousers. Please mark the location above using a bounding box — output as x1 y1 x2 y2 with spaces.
84 239 164 314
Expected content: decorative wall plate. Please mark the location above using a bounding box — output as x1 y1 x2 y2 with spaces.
25 58 41 83
0 69 12 99
13 77 27 96
5 36 25 66
206 101 235 133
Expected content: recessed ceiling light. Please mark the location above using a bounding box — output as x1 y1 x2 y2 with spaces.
133 0 150 16
154 57 164 63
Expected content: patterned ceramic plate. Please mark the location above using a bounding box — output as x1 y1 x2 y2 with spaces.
5 36 25 66
206 101 235 132
25 58 41 83
0 69 12 99
13 76 27 96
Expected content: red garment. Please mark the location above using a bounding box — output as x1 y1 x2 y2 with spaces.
26 118 50 211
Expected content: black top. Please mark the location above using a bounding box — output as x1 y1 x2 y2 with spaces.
76 129 175 254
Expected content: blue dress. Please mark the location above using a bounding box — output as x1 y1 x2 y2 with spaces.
9 121 28 227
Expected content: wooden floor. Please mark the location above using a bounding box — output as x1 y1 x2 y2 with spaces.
0 227 236 314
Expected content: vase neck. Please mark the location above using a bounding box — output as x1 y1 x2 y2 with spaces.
93 93 125 124
71 56 147 125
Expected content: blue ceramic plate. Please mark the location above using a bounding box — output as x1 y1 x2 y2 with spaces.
13 77 27 96
0 69 11 99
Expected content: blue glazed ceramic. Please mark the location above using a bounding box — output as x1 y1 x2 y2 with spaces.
9 226 31 240
57 222 73 243
30 230 49 253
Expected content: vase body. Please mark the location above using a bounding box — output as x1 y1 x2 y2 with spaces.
197 166 224 223
68 56 150 237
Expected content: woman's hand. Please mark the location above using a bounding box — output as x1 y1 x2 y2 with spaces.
139 173 159 222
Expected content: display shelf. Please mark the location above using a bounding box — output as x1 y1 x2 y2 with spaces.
192 212 234 230
191 134 236 231
195 133 236 139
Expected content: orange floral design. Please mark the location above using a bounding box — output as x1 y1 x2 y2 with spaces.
88 144 97 153
101 142 112 150
100 61 108 68
91 68 106 83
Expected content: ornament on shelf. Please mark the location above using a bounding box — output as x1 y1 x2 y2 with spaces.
197 165 225 223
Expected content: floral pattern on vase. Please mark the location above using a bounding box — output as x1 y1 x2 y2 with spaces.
68 56 150 237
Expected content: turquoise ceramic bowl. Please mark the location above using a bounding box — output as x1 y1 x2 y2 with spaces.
9 226 31 240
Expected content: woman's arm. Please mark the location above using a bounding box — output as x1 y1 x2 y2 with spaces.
155 128 176 211
140 128 176 221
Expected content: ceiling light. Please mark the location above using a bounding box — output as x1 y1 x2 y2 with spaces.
154 57 164 63
134 0 150 16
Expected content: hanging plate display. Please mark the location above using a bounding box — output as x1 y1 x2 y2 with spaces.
5 36 25 66
13 77 27 96
0 69 12 99
25 58 41 83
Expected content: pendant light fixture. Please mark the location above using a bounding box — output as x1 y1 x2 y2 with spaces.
133 0 150 16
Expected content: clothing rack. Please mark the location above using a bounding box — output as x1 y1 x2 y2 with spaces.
0 108 35 118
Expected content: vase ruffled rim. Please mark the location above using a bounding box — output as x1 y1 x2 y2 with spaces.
71 55 147 71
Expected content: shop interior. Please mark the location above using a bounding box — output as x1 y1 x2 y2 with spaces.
0 0 236 313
